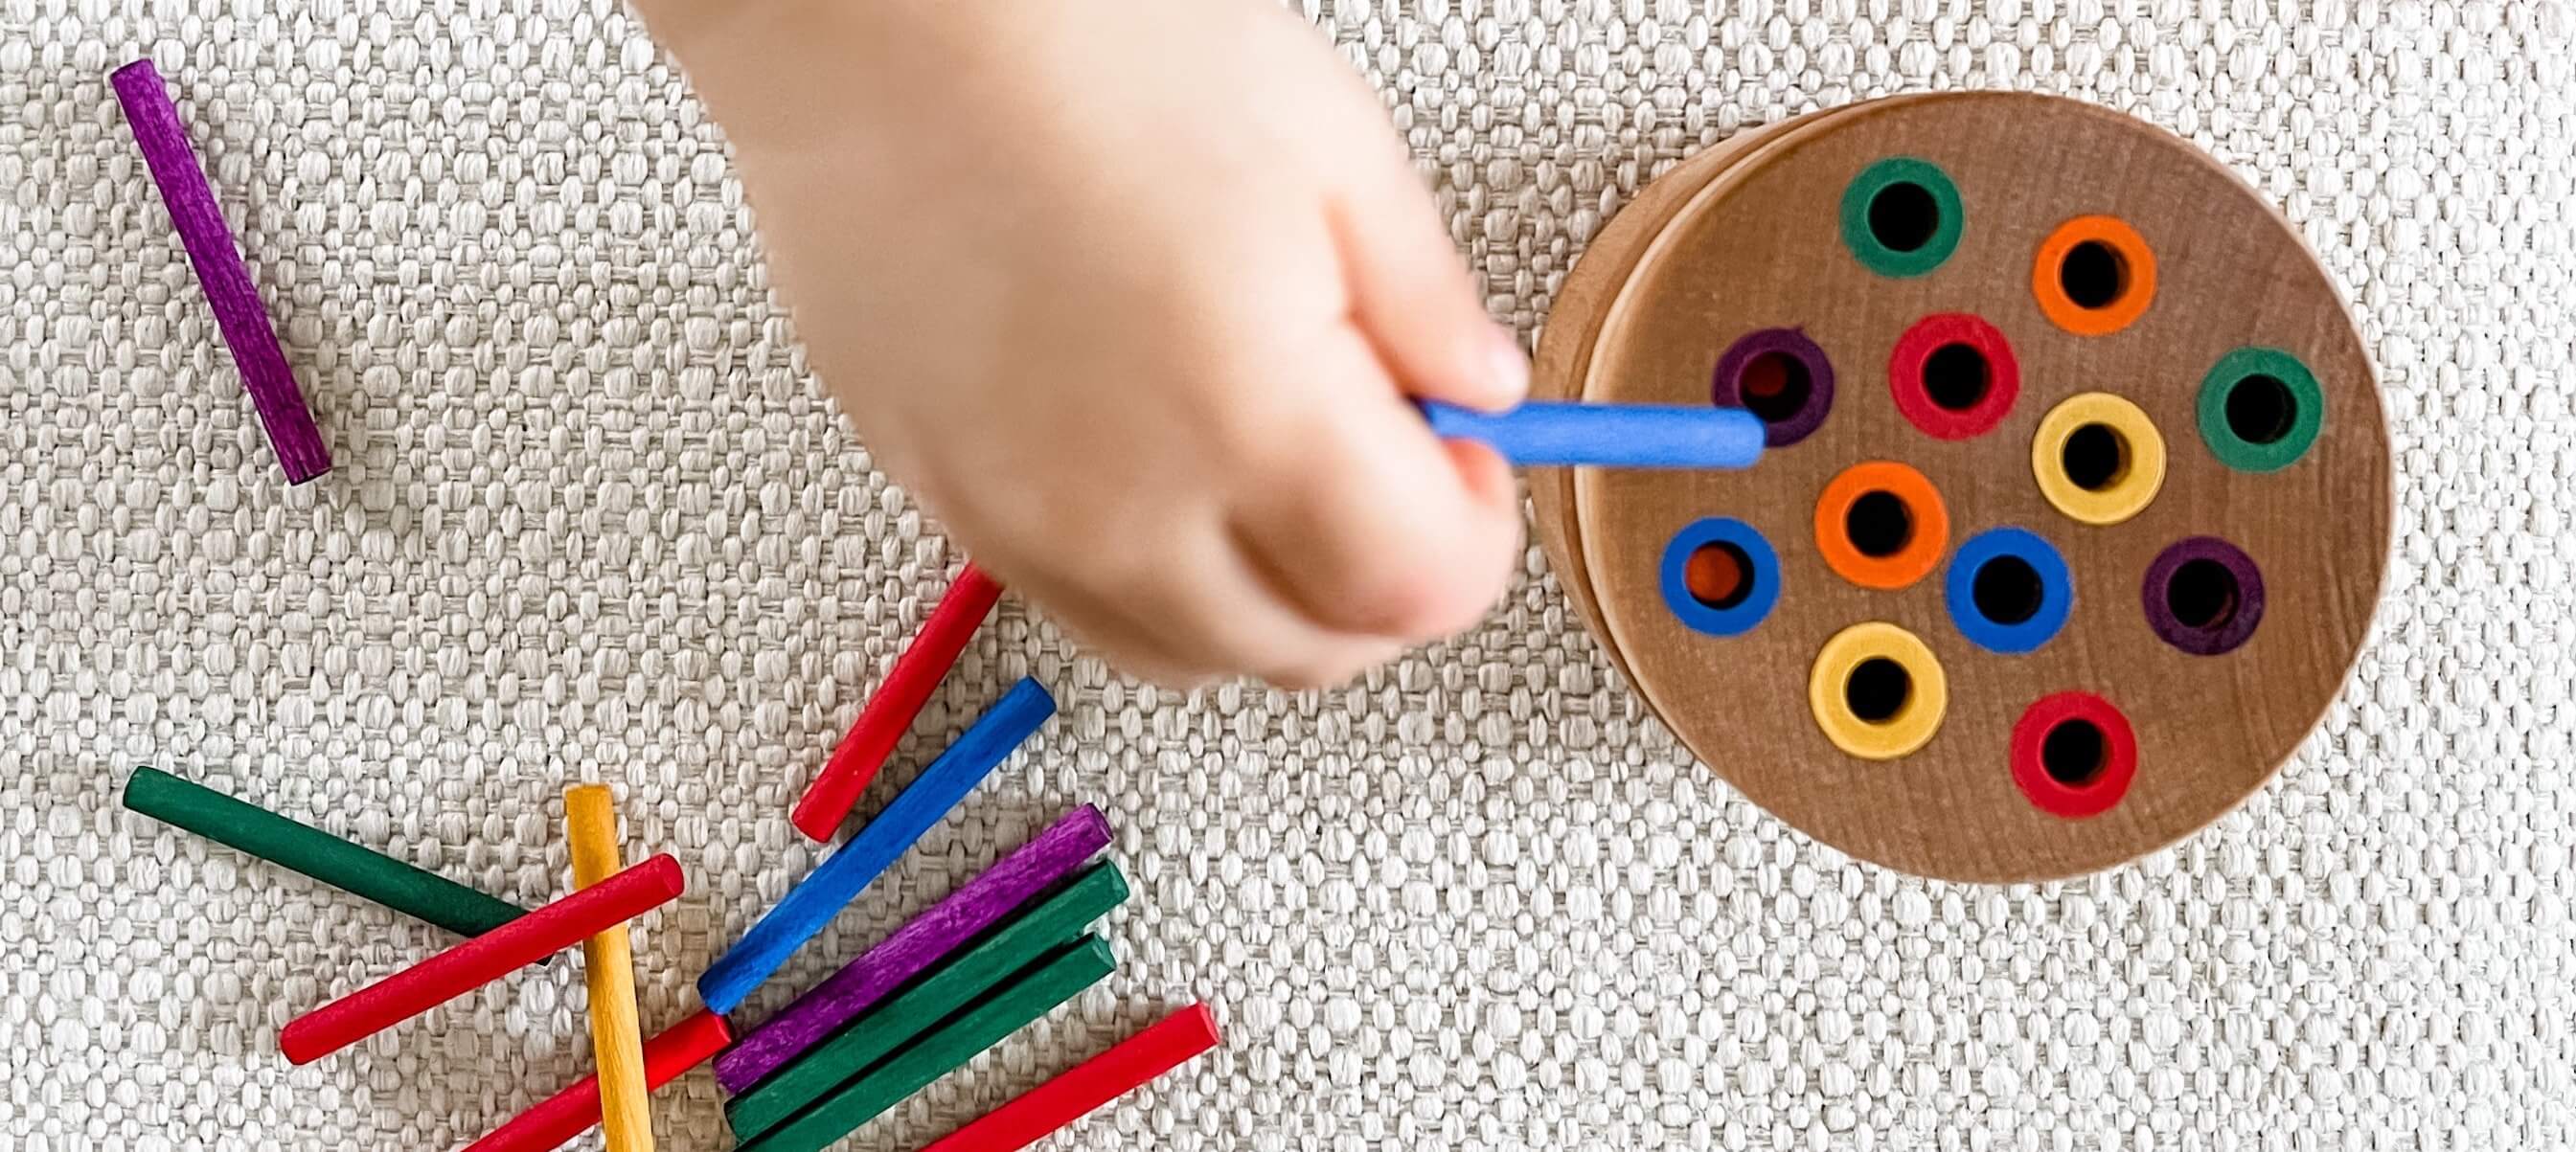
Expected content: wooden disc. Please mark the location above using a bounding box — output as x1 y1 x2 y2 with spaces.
1554 93 2388 882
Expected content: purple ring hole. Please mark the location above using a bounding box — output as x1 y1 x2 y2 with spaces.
1712 328 1835 447
2140 536 2266 656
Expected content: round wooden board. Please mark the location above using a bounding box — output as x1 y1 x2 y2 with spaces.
1560 92 2389 882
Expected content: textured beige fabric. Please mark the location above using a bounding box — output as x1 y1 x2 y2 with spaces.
5 1 2572 1149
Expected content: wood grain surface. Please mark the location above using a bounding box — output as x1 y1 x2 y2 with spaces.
1540 93 2388 882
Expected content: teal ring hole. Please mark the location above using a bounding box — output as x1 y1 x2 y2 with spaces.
2197 347 2324 472
1839 157 1965 279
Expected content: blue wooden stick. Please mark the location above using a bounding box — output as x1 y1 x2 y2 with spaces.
1419 400 1765 468
697 677 1056 1014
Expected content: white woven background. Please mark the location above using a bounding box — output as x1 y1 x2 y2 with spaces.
6 1 2572 1149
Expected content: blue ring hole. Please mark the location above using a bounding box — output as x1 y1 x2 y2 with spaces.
1945 527 2073 654
1659 518 1781 638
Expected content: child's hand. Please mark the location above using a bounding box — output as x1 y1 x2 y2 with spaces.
641 0 1526 688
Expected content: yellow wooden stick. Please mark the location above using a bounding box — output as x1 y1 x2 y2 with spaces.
566 784 654 1152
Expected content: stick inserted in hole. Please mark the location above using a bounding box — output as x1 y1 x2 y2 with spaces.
1419 401 1764 469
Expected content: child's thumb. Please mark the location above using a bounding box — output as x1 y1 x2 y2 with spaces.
1328 152 1529 412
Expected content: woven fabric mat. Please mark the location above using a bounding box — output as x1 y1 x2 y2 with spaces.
7 2 2574 1149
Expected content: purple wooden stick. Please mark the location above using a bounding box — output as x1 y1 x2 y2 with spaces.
111 59 331 485
713 804 1112 1094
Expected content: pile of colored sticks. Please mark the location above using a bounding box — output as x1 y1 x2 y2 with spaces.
113 55 1220 1146
123 568 1218 1150
693 567 1220 1148
695 611 1220 1150
124 769 720 1152
710 793 1204 1150
711 796 1204 1150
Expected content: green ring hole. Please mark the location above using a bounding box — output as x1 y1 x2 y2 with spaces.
2196 348 2324 472
1839 157 1964 279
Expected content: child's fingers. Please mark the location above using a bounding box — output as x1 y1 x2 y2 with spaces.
1323 130 1527 412
1132 552 1409 691
1203 546 1411 689
1442 436 1520 523
997 566 1221 689
997 525 1407 690
1227 331 1523 644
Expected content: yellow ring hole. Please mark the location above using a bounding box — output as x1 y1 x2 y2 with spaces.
1807 622 1949 760
2030 392 2167 526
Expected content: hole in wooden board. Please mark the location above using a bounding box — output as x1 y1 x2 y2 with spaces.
2011 691 2138 819
1844 657 1911 724
1682 541 1754 609
1971 554 2044 626
2165 557 2241 631
2031 217 2155 337
1660 518 1781 637
2059 239 2129 309
2225 373 2297 445
1739 351 1812 425
2061 424 2127 491
1867 182 1942 253
1922 343 1990 412
2040 718 2109 785
1815 462 1949 590
1844 491 1914 558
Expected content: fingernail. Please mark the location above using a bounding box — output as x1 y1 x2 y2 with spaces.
1487 325 1531 405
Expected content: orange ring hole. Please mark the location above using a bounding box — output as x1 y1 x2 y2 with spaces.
2031 215 2156 336
1813 462 1950 590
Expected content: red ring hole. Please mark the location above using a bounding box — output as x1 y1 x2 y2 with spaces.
1889 313 2020 440
2010 691 2137 819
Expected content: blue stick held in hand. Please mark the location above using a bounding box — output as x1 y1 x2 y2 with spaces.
1419 399 1766 469
697 677 1057 1015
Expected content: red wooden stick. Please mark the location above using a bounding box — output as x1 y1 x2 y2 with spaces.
792 563 1004 841
918 1003 1220 1152
457 1009 731 1152
279 854 686 1065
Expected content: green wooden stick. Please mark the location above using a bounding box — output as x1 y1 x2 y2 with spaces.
122 767 531 938
727 861 1129 1140
735 937 1116 1152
